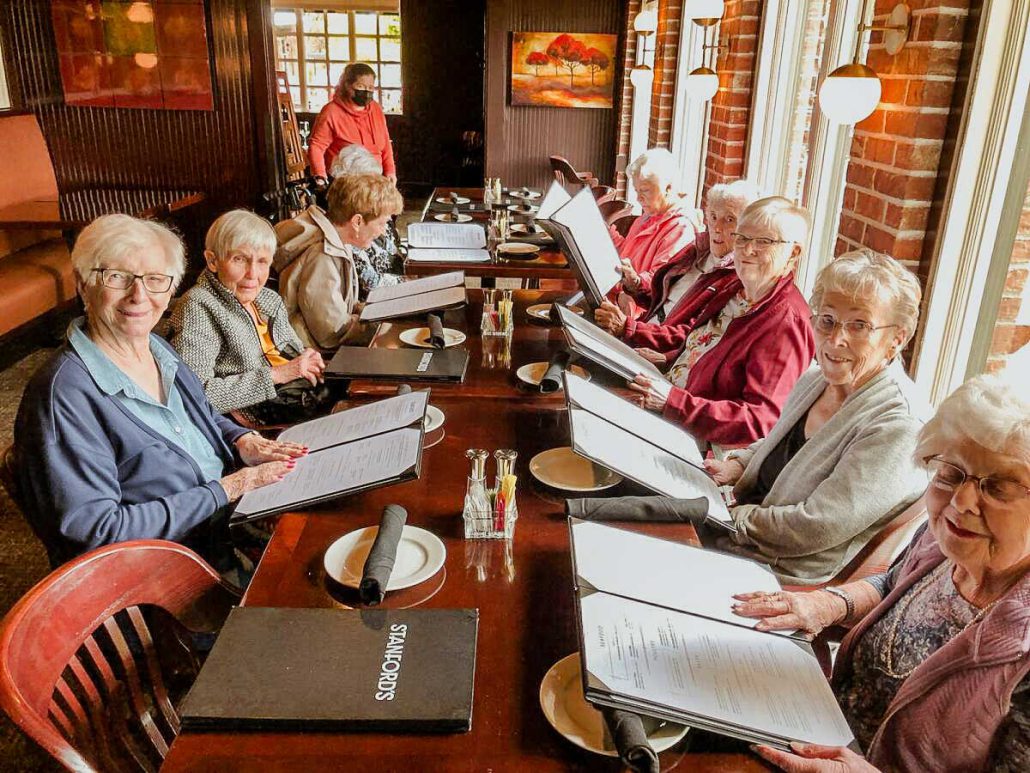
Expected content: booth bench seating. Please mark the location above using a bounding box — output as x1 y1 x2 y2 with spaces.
0 115 76 338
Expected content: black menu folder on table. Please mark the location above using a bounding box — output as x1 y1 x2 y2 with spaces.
180 607 478 732
359 271 467 322
230 391 428 523
326 346 470 382
567 519 859 752
562 371 733 532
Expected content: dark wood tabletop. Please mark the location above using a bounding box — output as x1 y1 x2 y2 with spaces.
0 187 205 230
405 187 574 281
162 395 763 772
345 289 624 402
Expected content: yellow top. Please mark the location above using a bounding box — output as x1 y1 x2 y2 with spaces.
254 317 289 367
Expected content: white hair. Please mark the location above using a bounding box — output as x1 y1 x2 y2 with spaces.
737 196 811 259
915 374 1030 465
330 144 384 177
810 248 922 347
71 214 186 292
707 179 763 213
626 147 681 192
205 209 277 260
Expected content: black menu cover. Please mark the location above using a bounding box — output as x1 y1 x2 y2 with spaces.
326 346 470 382
180 607 479 732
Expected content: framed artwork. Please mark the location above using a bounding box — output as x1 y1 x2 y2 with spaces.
510 32 617 109
50 0 215 110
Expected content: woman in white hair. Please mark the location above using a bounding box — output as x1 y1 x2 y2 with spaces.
170 209 332 425
330 144 404 295
14 214 303 574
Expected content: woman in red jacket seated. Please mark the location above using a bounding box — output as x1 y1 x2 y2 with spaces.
628 197 815 451
308 62 396 186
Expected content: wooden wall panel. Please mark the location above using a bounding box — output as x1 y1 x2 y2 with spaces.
0 0 264 213
484 0 626 189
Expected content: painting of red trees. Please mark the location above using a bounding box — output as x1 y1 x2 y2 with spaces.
511 31 616 108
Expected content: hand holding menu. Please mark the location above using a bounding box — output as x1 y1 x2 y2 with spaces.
232 392 428 522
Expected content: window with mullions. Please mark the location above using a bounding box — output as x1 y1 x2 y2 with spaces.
273 8 402 115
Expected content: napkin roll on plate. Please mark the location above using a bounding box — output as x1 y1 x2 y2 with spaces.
601 707 660 773
539 351 571 393
427 313 446 349
565 496 708 524
359 504 409 605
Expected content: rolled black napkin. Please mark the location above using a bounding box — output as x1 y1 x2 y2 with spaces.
601 707 660 773
396 383 412 395
539 351 571 393
427 313 446 349
358 504 408 605
565 496 708 523
450 204 461 220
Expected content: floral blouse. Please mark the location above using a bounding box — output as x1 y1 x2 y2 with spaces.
351 220 404 297
667 290 753 387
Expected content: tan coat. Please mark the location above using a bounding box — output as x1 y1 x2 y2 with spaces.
274 206 361 349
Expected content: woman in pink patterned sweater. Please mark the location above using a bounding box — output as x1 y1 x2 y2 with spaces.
735 374 1030 772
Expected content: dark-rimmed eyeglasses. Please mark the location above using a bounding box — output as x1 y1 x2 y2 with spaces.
926 456 1030 506
732 232 793 249
811 313 898 341
91 268 173 294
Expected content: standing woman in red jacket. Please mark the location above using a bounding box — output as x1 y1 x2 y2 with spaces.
308 62 397 187
629 197 816 452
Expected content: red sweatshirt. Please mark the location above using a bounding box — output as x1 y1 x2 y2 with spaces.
307 96 396 178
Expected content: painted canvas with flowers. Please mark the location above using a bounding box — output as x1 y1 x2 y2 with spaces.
511 32 616 109
50 0 214 110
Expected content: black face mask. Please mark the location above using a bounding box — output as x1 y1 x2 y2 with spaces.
351 89 373 107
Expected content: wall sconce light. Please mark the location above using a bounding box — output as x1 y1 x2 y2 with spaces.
631 1 659 90
819 3 910 124
633 1 659 35
630 65 655 90
684 18 726 102
685 0 725 22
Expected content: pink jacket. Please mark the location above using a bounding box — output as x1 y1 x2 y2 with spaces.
609 203 697 287
307 97 396 178
834 529 1030 772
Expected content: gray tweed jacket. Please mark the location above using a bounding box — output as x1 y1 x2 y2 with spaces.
169 270 304 414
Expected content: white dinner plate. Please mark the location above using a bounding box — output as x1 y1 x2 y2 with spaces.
398 327 467 349
509 223 546 236
526 303 583 321
497 242 540 257
508 189 542 200
539 653 689 757
435 195 471 205
423 404 445 433
434 213 473 223
507 203 539 215
323 525 446 590
516 362 591 389
529 448 622 492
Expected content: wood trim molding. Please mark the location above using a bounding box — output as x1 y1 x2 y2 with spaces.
271 1 400 11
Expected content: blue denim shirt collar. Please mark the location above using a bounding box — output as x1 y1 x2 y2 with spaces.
67 317 178 404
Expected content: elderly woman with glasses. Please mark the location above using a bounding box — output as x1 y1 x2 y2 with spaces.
733 374 1030 772
14 215 303 574
702 250 931 583
626 196 816 450
170 210 331 425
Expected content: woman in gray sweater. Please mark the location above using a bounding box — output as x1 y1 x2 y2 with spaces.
170 210 330 424
706 249 931 584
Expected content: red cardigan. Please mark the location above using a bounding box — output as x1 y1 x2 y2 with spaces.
630 269 815 447
308 97 396 178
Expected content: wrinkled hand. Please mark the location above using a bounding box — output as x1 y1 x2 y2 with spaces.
731 589 846 635
313 176 329 191
235 432 309 466
629 374 668 412
753 743 878 773
704 457 745 486
219 460 295 502
594 300 628 337
617 292 636 317
272 348 326 386
635 347 666 365
618 259 641 292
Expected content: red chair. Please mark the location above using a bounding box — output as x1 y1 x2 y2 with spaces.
549 155 598 189
0 541 240 772
610 212 638 238
590 185 615 206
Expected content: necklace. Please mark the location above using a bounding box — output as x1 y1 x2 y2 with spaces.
880 561 1001 679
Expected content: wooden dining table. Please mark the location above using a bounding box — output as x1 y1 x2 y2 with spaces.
0 187 205 230
406 187 575 282
162 289 763 772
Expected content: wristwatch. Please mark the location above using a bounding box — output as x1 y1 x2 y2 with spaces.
823 586 854 623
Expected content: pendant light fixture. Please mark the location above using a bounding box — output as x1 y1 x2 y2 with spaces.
684 17 725 102
631 1 659 90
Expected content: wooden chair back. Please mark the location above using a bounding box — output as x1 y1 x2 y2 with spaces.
610 211 638 238
591 185 615 206
549 155 597 189
598 198 633 226
0 541 240 773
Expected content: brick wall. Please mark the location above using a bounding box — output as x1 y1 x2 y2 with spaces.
647 0 683 149
614 0 642 196
986 181 1030 373
834 1 971 279
703 0 762 191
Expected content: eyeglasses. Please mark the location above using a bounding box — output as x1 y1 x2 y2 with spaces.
92 268 174 294
811 313 898 341
732 232 793 249
926 456 1030 506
